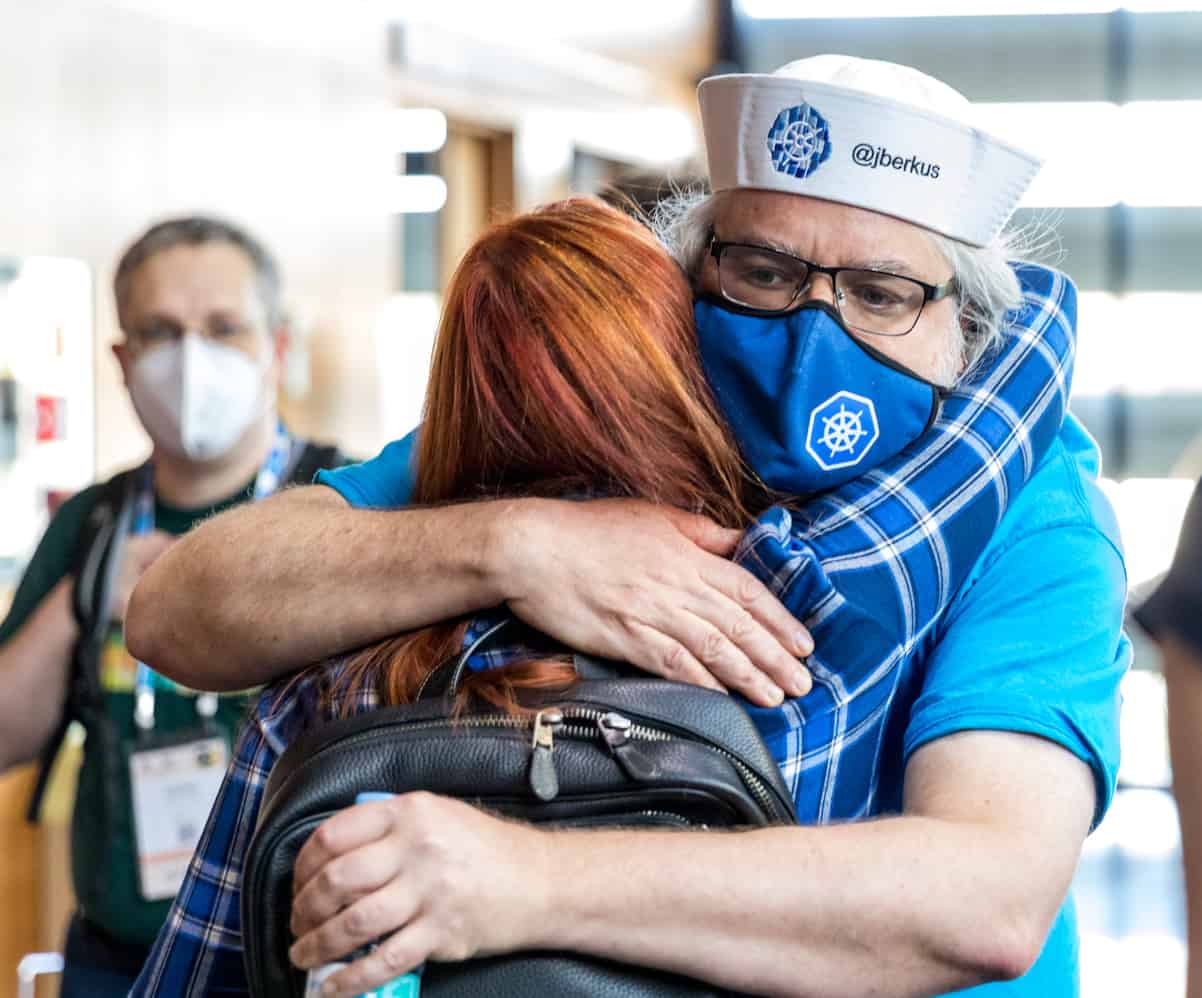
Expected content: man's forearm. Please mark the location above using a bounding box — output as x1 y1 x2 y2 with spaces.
534 816 1049 998
0 579 76 772
125 487 516 691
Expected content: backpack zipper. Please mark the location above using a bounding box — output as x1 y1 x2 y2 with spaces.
386 706 783 818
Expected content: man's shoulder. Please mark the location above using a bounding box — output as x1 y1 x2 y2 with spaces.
986 415 1122 562
944 416 1126 625
315 431 416 509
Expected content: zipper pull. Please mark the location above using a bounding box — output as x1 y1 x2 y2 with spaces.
528 708 563 801
598 712 659 782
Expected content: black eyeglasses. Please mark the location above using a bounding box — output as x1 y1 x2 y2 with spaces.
708 234 957 337
126 314 263 349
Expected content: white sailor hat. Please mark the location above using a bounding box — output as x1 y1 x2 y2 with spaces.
698 54 1042 247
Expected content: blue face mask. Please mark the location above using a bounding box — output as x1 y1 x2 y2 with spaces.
694 297 943 496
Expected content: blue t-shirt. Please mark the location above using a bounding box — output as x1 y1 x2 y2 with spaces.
897 415 1127 995
317 429 418 507
316 419 1127 996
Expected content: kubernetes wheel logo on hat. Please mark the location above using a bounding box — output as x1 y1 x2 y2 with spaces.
806 391 880 470
767 102 832 180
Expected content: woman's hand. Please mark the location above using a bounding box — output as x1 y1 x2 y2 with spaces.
490 498 813 707
289 793 548 997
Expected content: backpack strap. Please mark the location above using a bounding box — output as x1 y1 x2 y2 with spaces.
27 470 137 822
285 441 348 488
26 441 346 821
417 618 630 702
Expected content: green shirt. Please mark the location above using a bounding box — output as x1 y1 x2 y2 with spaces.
1 471 260 947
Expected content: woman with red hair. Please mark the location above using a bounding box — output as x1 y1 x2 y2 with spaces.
131 196 1076 998
132 197 778 998
333 197 768 713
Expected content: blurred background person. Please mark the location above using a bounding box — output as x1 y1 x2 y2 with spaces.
0 217 346 998
1137 485 1202 998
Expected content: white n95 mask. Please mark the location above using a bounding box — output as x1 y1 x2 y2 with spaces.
128 335 270 462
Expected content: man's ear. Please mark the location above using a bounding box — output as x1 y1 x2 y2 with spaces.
271 321 291 369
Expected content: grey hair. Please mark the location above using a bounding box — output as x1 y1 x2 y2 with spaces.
114 215 283 330
653 188 1044 382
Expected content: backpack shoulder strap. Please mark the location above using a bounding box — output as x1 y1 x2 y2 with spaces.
27 470 137 822
285 440 349 488
416 619 633 703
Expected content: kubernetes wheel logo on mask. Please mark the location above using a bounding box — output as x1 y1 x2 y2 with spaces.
806 391 880 471
767 103 832 179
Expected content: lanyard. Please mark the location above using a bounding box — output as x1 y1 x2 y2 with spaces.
132 422 296 731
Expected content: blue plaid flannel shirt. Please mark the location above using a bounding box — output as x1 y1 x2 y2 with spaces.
131 262 1076 997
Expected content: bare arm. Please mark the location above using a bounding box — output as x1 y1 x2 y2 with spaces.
126 486 505 691
292 730 1094 998
1164 635 1202 998
0 580 76 771
126 490 811 703
0 529 172 772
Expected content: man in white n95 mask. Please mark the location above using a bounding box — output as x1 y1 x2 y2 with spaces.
0 216 347 998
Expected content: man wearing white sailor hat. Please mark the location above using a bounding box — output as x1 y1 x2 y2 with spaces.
641 53 1127 996
128 55 1126 998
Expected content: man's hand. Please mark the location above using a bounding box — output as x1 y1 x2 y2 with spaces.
285 731 1092 998
289 793 544 997
492 499 812 707
126 489 812 697
113 530 174 622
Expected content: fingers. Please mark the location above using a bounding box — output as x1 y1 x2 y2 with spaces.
663 508 742 557
293 799 398 895
683 588 812 702
507 498 814 706
290 882 419 975
703 557 814 660
664 509 814 698
312 924 434 998
625 622 728 695
291 835 405 938
660 609 787 706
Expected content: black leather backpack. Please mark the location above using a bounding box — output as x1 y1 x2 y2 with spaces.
242 621 798 997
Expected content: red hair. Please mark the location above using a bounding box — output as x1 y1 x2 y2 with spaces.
322 199 757 713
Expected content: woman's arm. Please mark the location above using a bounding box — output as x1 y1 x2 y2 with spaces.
289 729 1094 998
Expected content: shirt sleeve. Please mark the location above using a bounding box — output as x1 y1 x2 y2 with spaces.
314 430 417 509
130 700 283 998
904 522 1130 830
1134 476 1202 654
